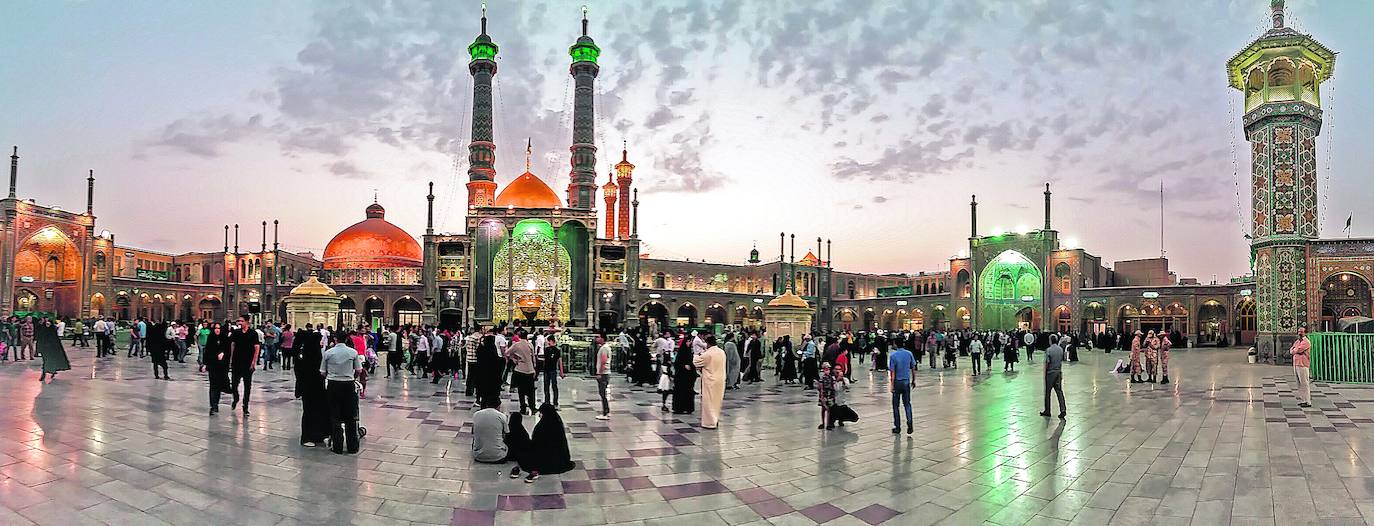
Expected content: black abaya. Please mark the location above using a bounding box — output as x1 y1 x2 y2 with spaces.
503 412 535 471
672 348 696 414
530 403 575 475
294 329 330 444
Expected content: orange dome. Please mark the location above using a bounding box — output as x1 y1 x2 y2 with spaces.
494 171 562 208
322 203 422 270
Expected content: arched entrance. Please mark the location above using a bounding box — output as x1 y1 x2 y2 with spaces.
15 289 38 314
363 297 385 329
492 219 574 324
116 293 132 320
675 303 698 328
1083 302 1107 335
393 296 422 327
954 307 971 330
198 297 221 321
1054 304 1071 333
978 250 1042 330
337 296 357 329
639 302 669 331
880 309 895 330
862 309 875 331
1320 272 1372 331
908 308 924 331
1198 300 1227 345
955 269 972 298
1118 304 1138 334
836 309 856 331
704 303 727 326
90 293 106 318
1236 298 1256 344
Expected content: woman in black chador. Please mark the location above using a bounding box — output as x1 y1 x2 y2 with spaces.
148 320 170 380
780 340 798 384
293 324 330 447
205 323 233 415
632 330 654 387
671 338 697 414
36 318 70 383
525 403 575 481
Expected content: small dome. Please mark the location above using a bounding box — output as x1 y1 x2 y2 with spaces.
322 202 422 270
767 291 810 309
289 275 336 297
494 171 563 208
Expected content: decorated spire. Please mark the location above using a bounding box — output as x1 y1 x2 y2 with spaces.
615 142 635 239
525 137 532 172
465 1 499 207
1271 0 1285 28
567 5 600 208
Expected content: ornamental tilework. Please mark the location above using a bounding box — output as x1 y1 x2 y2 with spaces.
1298 127 1319 238
1275 246 1307 332
1251 138 1269 238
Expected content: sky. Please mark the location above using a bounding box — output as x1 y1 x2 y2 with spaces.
2 0 1371 281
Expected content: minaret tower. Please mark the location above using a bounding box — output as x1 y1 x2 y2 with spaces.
566 6 600 209
465 3 499 208
602 171 618 239
615 143 634 239
1227 0 1335 361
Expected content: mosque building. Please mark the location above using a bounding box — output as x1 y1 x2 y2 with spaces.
0 2 1364 362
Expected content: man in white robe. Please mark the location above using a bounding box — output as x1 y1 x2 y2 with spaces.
693 335 726 430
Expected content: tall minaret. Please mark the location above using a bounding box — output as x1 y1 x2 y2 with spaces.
465 3 499 207
615 143 634 239
566 6 600 209
1227 0 1335 361
601 171 618 239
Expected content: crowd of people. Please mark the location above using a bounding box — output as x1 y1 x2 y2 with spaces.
15 309 1295 489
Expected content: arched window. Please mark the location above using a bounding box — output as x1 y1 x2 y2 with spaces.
1054 262 1072 295
652 272 666 289
1238 299 1257 332
846 280 855 299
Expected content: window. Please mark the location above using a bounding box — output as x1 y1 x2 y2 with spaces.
1054 263 1072 295
653 272 666 289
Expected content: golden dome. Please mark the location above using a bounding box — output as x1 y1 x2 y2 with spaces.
766 291 810 308
494 171 562 208
289 275 337 297
322 202 422 270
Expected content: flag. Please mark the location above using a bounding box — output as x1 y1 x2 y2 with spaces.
1346 213 1353 232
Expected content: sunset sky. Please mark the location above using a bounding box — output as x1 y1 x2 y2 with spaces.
2 0 1370 280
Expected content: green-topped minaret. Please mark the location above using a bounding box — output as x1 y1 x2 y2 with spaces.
1227 0 1336 362
566 6 600 210
465 3 499 208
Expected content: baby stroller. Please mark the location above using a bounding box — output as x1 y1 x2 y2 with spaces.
354 378 369 440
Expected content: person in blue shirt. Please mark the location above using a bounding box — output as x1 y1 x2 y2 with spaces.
888 344 916 435
800 335 819 390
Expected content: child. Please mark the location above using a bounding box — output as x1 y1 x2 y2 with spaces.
827 365 858 427
817 363 836 430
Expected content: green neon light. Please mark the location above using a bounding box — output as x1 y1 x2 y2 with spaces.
512 219 554 239
469 40 498 61
570 41 600 64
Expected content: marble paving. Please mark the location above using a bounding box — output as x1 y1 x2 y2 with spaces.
2 343 1374 526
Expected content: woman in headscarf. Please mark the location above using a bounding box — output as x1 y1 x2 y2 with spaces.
525 402 575 482
632 330 654 387
671 338 697 414
1003 333 1019 372
502 411 534 480
780 341 798 384
294 324 329 446
205 323 233 415
36 317 69 383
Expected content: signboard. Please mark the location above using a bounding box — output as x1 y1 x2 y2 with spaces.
136 268 170 281
877 285 913 297
1142 291 1160 298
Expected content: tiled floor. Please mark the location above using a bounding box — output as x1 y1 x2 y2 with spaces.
2 344 1374 525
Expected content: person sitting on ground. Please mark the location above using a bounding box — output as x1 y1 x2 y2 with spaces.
524 402 576 482
503 411 535 479
472 400 510 463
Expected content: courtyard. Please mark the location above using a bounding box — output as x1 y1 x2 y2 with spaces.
0 345 1372 526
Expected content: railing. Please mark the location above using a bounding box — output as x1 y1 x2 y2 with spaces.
1309 333 1374 384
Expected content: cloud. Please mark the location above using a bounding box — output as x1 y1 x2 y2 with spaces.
871 196 888 204
149 114 266 158
327 160 371 179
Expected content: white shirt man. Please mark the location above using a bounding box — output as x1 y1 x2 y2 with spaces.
93 318 107 334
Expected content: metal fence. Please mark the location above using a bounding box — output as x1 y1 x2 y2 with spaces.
1309 332 1374 384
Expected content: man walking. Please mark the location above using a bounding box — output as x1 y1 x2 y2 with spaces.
93 317 108 357
229 315 262 418
594 335 612 420
1291 328 1312 408
969 335 983 376
1040 336 1068 419
321 333 363 454
888 341 915 435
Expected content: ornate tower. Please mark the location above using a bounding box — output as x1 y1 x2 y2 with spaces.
615 145 634 239
1227 0 1335 361
465 4 499 208
601 171 618 239
566 7 600 209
